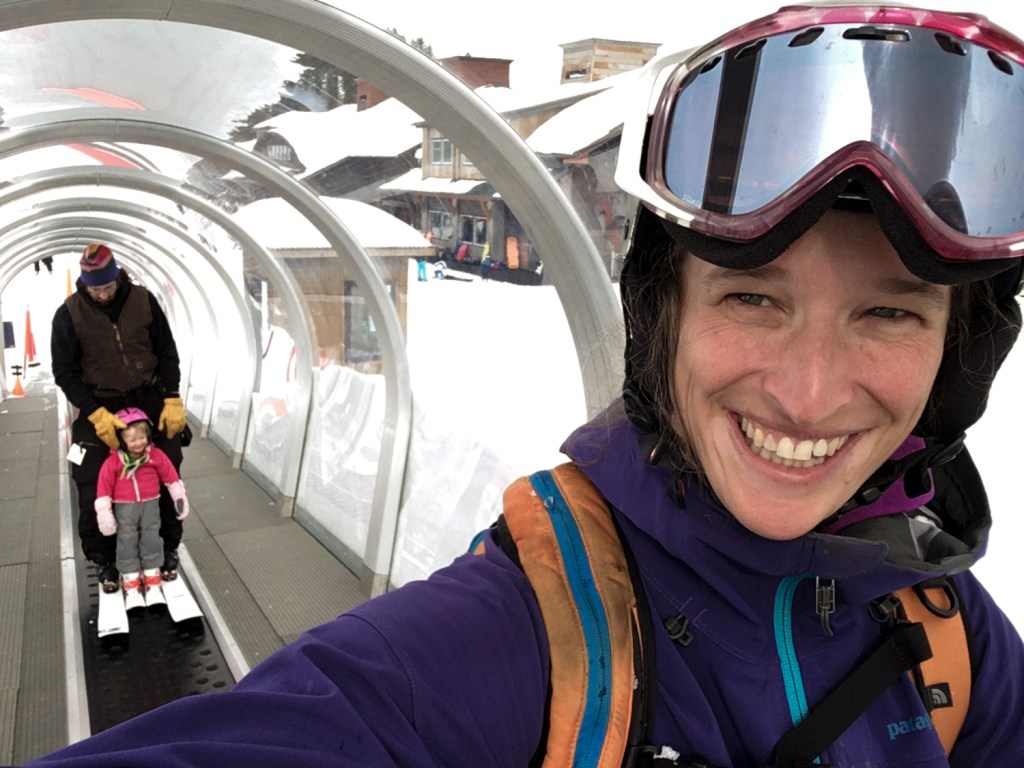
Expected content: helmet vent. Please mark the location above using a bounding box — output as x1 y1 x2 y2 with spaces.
733 38 767 61
699 56 721 74
933 33 966 57
843 25 909 43
789 27 824 48
987 50 1013 76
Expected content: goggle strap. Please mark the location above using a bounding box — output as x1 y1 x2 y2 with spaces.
656 172 859 271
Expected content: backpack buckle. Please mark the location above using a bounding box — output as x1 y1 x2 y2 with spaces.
624 745 718 767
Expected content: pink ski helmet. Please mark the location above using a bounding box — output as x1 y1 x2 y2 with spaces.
115 407 150 426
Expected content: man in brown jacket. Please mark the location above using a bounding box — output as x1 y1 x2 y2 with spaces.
51 243 188 592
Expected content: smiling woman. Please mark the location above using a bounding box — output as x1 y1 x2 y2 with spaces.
670 209 952 540
18 3 1024 768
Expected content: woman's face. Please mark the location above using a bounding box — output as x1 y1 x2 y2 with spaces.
673 209 951 539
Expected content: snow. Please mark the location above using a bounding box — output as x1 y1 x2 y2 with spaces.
255 99 424 177
253 76 621 182
379 167 496 196
231 196 433 250
958 325 1024 630
526 70 642 156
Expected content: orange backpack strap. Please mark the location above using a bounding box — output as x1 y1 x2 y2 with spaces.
895 580 972 755
494 463 648 768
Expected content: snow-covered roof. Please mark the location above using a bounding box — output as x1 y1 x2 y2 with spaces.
494 77 615 114
256 99 424 177
526 69 642 156
254 104 356 135
252 76 620 180
378 168 497 196
233 196 433 251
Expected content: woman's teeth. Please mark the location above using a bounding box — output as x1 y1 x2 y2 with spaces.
740 417 849 468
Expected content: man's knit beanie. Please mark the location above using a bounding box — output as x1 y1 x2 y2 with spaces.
79 243 120 287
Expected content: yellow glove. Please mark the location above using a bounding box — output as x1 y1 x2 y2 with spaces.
87 407 126 450
158 397 186 439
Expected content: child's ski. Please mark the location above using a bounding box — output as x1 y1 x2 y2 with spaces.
97 587 129 637
161 573 203 622
123 585 146 612
144 580 166 608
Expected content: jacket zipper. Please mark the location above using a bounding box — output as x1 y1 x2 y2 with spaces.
776 573 832 765
114 324 133 374
775 575 812 728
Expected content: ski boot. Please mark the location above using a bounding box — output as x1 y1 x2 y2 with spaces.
97 562 120 594
161 549 179 581
143 568 162 593
121 572 142 599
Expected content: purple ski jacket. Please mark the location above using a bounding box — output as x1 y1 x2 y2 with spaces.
23 400 1024 767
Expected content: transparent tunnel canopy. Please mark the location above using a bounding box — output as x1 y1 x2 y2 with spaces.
0 20 302 139
0 4 624 595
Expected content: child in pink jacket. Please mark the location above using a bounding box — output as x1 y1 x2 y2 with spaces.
94 407 189 598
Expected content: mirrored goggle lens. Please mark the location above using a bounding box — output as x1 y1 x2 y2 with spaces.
656 23 1024 240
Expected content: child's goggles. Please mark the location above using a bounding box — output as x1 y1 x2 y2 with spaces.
616 5 1024 263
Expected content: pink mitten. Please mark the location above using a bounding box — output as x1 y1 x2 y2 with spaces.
167 480 190 521
95 496 116 536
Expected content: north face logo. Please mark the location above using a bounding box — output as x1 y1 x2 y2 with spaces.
926 682 954 710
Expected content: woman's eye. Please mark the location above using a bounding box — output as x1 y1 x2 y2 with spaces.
734 293 772 307
869 306 909 319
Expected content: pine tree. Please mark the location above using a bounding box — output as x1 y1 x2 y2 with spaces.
386 28 434 57
228 31 432 142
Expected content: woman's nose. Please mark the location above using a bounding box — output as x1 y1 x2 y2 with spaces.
761 321 856 426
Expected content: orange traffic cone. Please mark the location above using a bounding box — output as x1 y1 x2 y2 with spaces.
11 375 25 397
24 307 38 368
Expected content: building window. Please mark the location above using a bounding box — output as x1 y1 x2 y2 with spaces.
265 143 293 163
344 280 396 363
429 210 453 240
460 215 487 245
430 138 453 165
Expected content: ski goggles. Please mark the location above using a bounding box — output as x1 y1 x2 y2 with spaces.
615 4 1024 264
